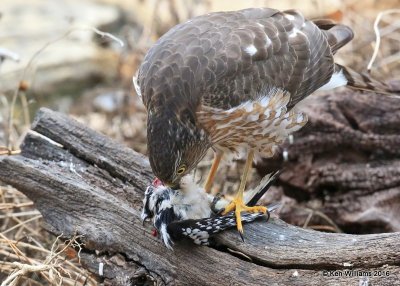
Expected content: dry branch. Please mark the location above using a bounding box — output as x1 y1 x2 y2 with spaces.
0 106 399 285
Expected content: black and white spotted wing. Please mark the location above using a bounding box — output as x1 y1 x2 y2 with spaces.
167 212 265 245
141 172 280 249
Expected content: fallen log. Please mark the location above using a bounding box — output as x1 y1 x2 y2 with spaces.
255 90 400 234
0 107 399 285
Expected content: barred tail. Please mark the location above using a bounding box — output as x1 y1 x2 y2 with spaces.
337 64 396 95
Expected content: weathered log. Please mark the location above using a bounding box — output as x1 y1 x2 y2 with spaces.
255 90 400 233
0 107 399 285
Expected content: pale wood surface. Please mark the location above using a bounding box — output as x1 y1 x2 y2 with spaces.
0 108 399 285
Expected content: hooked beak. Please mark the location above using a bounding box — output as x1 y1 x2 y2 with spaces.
152 178 179 190
165 182 180 190
152 178 163 187
153 176 179 189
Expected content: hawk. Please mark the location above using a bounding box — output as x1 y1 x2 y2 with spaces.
136 8 391 237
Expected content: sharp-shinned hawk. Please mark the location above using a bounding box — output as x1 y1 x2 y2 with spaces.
136 8 391 237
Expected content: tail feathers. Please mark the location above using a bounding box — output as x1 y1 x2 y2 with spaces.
211 171 281 212
312 19 336 29
314 20 354 54
313 19 397 95
338 64 396 95
246 170 281 207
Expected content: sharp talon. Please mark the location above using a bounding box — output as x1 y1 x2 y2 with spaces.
239 231 245 242
265 210 271 222
222 198 267 238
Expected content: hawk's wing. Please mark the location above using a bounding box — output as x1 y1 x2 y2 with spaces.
137 8 353 112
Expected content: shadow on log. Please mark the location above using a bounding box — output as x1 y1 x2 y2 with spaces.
0 106 399 285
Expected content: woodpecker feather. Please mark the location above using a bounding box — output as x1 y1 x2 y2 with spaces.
141 172 280 248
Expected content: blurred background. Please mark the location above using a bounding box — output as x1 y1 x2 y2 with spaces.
0 0 399 284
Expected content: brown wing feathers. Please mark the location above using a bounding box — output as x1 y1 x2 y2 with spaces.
139 8 395 118
313 19 354 54
282 10 334 108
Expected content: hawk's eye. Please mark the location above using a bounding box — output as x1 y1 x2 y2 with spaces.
177 165 186 175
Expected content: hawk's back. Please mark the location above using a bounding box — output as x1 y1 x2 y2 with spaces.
138 8 353 112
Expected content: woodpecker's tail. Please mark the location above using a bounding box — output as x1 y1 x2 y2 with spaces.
337 64 398 95
246 170 281 207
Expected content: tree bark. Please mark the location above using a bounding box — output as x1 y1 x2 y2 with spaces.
255 90 400 234
0 107 399 285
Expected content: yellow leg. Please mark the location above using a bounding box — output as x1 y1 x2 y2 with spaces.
204 151 223 194
222 149 267 239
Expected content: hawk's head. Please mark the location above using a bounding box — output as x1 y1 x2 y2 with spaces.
147 109 211 188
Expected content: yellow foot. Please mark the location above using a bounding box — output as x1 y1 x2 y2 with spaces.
222 199 267 241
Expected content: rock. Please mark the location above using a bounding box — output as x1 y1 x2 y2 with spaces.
0 0 122 95
93 90 125 113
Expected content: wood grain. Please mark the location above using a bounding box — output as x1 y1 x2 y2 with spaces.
0 107 399 285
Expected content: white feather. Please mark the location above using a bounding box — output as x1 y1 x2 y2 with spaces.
288 28 305 39
317 69 348 91
265 36 272 47
244 45 257 56
173 176 212 219
284 14 295 21
161 224 173 250
132 75 142 100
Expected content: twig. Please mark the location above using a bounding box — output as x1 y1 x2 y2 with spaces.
0 238 88 275
1 233 89 286
1 215 42 235
367 9 400 72
0 210 41 219
0 146 21 156
377 51 400 68
307 225 339 232
0 202 33 210
302 210 314 228
296 206 343 233
90 27 124 47
1 263 52 286
0 48 20 62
